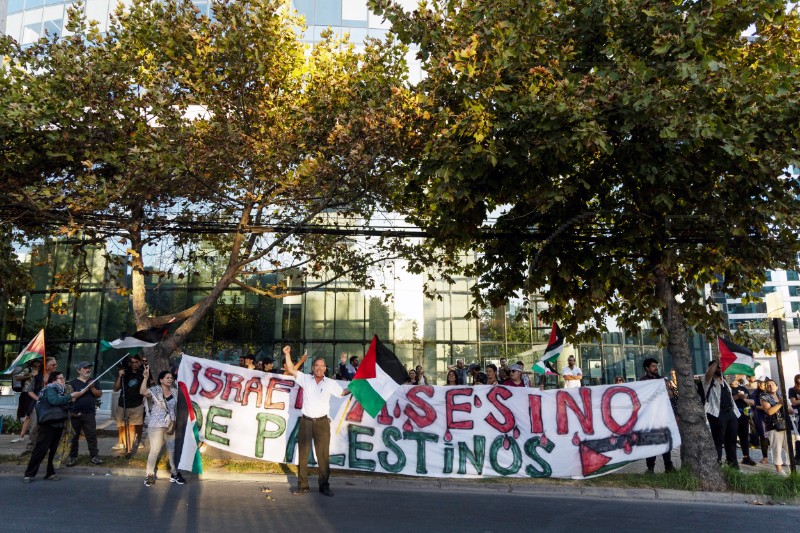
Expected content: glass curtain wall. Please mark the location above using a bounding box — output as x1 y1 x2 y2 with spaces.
0 239 708 386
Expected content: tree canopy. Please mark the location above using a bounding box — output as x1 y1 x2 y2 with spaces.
372 0 800 488
0 0 419 368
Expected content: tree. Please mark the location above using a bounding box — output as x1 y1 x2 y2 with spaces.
0 0 419 373
373 0 800 489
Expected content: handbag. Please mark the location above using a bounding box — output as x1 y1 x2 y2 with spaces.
153 389 176 434
35 397 69 424
165 414 176 435
773 415 786 431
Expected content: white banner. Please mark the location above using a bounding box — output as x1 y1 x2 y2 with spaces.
178 355 680 479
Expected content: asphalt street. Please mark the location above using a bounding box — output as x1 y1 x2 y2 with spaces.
0 471 796 533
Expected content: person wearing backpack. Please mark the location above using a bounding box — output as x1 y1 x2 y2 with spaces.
11 359 42 443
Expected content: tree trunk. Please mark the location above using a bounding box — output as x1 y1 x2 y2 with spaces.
655 270 726 491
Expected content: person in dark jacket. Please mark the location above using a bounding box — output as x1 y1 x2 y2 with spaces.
640 358 676 473
23 372 90 482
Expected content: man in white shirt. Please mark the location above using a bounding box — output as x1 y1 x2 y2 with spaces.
283 346 350 497
562 356 583 388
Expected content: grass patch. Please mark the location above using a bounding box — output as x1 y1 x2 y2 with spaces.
584 467 700 491
722 465 800 501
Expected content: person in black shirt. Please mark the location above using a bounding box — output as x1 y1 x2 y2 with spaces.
65 361 103 466
730 375 756 466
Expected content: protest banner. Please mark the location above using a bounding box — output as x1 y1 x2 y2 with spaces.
177 355 680 479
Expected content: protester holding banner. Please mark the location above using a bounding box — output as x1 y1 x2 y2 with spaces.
23 372 90 482
639 358 675 473
140 366 184 486
445 369 458 386
283 345 350 497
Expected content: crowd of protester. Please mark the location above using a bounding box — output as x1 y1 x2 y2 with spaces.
9 348 800 485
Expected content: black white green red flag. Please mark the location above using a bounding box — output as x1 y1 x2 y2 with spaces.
348 335 408 418
719 337 755 376
100 323 171 351
533 322 563 375
176 381 203 474
2 329 45 374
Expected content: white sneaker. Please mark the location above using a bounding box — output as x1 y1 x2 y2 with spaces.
11 436 27 443
111 443 126 450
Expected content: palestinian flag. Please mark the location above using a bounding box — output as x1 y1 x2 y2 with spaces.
100 323 171 351
719 337 755 376
533 322 563 375
176 381 203 475
348 335 408 418
2 329 45 374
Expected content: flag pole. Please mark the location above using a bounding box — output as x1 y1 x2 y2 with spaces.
85 353 131 389
335 396 353 435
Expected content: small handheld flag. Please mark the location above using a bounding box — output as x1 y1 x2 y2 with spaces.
533 322 563 375
2 329 45 374
348 335 408 418
718 337 755 376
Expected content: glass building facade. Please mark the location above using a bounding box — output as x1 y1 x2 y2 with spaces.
0 238 712 388
1 0 425 80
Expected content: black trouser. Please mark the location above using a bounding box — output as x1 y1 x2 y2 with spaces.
297 415 331 491
707 410 739 465
24 423 64 478
646 452 674 472
736 413 751 458
69 412 99 459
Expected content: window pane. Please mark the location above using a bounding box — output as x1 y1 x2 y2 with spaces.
293 0 314 25
315 0 340 26
342 0 367 27
8 0 25 13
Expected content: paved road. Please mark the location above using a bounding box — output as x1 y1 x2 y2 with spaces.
0 472 795 533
